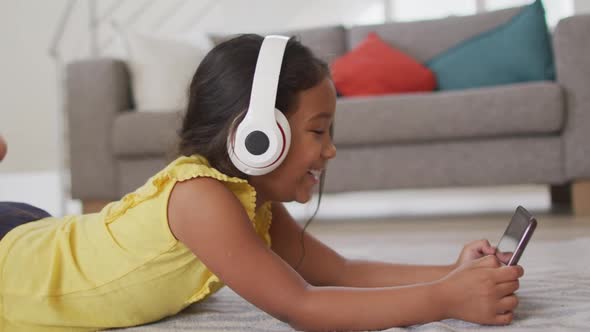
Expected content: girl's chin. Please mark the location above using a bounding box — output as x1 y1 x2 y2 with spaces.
294 196 312 204
276 180 316 203
294 188 315 204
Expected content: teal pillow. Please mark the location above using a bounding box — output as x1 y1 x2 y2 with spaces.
426 0 555 90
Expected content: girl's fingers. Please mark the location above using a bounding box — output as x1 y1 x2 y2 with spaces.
474 239 495 255
472 239 491 248
494 265 524 282
496 295 519 313
494 311 514 325
478 255 501 268
485 245 497 255
496 280 520 298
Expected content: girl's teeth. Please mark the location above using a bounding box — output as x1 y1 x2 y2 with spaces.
308 170 321 180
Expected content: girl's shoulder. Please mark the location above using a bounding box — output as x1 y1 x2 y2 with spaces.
164 155 256 211
165 156 272 248
166 176 252 245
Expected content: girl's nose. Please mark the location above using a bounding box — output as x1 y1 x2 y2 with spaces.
323 142 337 160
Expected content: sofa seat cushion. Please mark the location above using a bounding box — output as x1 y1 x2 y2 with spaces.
333 81 564 146
113 111 181 157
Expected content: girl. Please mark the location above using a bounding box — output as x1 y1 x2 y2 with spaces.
0 35 523 331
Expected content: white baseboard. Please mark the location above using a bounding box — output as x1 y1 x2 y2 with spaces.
1 172 550 221
285 185 551 221
0 171 81 217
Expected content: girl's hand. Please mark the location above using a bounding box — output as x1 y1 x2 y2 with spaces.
0 135 6 161
437 255 524 325
455 239 497 267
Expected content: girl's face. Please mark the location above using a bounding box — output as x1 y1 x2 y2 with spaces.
249 77 337 205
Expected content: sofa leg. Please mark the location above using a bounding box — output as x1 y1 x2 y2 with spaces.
550 183 572 207
82 200 110 214
572 180 590 217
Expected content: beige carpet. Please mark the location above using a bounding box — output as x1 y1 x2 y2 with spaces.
114 212 590 331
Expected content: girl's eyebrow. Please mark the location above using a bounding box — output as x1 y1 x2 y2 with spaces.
308 112 333 121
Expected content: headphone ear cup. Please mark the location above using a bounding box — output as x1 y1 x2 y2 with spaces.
227 109 291 176
273 109 291 167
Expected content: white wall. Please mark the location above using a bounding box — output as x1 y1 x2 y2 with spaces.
574 0 590 13
0 1 67 173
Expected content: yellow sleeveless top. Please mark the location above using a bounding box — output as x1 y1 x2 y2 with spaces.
0 155 272 331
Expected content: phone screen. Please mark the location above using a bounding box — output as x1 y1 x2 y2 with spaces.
495 207 533 265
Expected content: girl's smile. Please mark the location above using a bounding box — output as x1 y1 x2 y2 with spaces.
249 78 337 207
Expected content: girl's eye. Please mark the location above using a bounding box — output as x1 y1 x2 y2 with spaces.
311 130 325 135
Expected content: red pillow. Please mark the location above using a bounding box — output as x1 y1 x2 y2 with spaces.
331 32 436 97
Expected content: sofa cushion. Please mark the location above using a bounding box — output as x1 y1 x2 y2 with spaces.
331 32 435 97
113 111 181 157
116 28 206 111
347 5 524 63
209 25 346 64
333 82 564 146
427 0 555 90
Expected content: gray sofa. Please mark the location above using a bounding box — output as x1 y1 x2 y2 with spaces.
66 7 590 215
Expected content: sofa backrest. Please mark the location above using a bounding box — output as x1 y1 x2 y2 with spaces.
275 25 347 64
346 6 525 62
209 25 347 64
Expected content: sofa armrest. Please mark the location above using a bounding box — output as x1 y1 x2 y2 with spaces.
554 14 590 179
66 58 132 201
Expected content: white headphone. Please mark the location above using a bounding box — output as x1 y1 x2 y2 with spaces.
227 35 292 176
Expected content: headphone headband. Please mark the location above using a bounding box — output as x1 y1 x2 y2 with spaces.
244 35 289 124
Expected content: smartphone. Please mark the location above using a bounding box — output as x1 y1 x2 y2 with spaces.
495 206 537 266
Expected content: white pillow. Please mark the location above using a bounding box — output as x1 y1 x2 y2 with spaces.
118 28 207 112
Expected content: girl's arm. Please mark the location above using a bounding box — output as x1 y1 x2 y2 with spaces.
168 178 519 331
336 260 455 287
270 202 454 287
